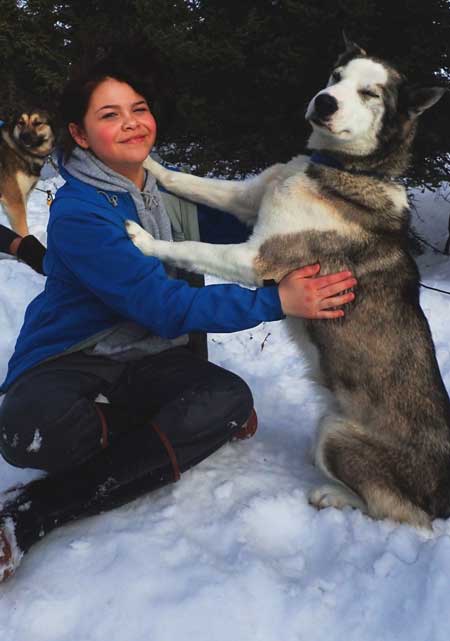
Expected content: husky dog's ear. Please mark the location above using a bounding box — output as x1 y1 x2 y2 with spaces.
406 86 447 118
342 31 367 56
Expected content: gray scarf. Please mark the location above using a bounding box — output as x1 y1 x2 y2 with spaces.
64 147 173 241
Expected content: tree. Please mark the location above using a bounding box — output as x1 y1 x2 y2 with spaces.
2 0 449 188
160 0 450 186
0 0 67 115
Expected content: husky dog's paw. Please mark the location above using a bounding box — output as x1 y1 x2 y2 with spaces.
143 156 167 182
309 483 367 512
125 220 155 254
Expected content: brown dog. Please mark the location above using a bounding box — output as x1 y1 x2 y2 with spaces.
0 110 55 236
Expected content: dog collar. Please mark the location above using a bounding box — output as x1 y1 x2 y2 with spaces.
310 152 343 170
309 151 387 179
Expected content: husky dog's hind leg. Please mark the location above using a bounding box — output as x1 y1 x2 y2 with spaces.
311 415 432 528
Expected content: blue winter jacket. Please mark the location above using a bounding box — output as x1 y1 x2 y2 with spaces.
1 167 284 391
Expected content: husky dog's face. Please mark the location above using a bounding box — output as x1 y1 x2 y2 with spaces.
12 110 55 157
306 57 394 155
305 41 446 158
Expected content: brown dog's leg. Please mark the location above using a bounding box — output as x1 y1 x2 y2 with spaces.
0 177 29 236
2 200 29 237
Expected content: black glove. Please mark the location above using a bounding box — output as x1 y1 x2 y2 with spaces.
0 224 20 254
16 235 46 275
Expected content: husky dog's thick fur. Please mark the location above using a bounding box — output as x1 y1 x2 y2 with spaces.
0 110 55 236
127 38 449 527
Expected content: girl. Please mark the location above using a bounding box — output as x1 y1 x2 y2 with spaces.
0 54 356 581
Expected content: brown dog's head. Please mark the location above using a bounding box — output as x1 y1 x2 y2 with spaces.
10 110 55 157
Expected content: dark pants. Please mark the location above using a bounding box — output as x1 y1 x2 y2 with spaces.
0 348 253 552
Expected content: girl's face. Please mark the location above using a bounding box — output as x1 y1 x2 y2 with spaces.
69 77 157 186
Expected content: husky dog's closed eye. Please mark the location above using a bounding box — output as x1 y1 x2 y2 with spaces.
0 110 55 236
127 35 448 528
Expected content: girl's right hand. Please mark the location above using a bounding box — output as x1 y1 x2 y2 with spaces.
278 263 357 319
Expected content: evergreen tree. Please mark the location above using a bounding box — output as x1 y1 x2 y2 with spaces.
0 0 66 115
1 0 448 187
160 0 450 185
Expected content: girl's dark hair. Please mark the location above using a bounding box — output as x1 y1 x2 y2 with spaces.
59 48 175 158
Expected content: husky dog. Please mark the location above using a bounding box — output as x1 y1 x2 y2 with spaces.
127 38 448 528
0 110 55 236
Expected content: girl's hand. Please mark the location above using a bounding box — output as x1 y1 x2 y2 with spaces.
278 263 356 319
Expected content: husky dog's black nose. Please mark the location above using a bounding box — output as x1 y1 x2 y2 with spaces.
314 93 338 119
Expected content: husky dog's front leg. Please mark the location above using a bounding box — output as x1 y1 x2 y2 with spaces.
144 156 282 226
126 220 260 286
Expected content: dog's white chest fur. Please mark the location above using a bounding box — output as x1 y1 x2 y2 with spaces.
250 168 353 247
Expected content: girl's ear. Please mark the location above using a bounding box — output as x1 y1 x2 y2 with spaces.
68 122 89 149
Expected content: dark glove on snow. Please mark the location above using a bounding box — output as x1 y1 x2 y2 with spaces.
0 224 20 254
16 235 46 275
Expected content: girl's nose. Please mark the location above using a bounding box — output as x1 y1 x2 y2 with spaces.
123 114 138 129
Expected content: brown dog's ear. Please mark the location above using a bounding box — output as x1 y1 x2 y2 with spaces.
342 31 367 57
5 110 27 127
406 86 447 118
3 109 16 126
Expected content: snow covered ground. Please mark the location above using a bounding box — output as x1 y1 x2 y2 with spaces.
0 175 449 641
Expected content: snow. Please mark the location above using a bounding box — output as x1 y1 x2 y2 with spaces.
0 175 449 641
26 429 42 454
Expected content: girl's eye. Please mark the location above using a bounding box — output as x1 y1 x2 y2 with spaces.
134 107 149 113
101 112 117 119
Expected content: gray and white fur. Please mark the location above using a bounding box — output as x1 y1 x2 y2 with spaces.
128 38 448 528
